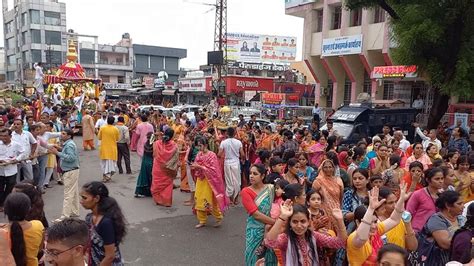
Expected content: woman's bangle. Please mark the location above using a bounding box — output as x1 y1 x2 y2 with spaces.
395 208 404 213
361 219 371 226
278 216 287 222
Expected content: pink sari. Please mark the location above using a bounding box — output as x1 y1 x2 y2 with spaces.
308 142 325 168
194 150 230 212
151 140 178 207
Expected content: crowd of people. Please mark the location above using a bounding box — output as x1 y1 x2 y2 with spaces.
0 94 473 265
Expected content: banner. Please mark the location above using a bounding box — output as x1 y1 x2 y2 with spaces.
226 33 297 64
262 93 285 104
322 34 363 57
179 78 207 92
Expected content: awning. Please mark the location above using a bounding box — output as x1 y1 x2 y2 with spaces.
162 89 177 96
138 89 159 95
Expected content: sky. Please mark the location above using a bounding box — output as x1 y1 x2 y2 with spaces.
2 0 304 69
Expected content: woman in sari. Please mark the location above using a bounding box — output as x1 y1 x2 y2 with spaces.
151 129 179 207
312 159 344 229
177 134 190 192
259 126 274 151
135 132 154 197
135 114 154 159
307 134 327 169
129 113 141 152
241 163 277 265
192 137 229 228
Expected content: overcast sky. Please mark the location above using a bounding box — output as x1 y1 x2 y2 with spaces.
2 0 303 69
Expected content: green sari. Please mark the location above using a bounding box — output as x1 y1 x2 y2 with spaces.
245 184 277 266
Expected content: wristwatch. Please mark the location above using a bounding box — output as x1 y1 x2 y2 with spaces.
402 211 412 223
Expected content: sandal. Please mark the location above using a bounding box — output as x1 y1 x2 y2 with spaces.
195 223 205 229
213 220 223 228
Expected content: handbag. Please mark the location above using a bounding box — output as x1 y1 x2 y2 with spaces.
411 223 450 265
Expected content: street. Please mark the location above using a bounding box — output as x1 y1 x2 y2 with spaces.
3 137 246 265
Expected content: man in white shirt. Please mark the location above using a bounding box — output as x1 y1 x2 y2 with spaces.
0 128 27 210
95 112 108 133
11 119 37 181
393 130 411 152
53 88 62 106
34 62 44 97
218 127 244 205
412 95 424 109
413 123 442 151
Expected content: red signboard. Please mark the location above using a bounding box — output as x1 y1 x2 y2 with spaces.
262 93 285 104
225 76 274 94
372 65 417 79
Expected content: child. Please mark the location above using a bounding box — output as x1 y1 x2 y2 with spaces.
264 157 284 184
370 175 384 188
306 189 337 265
269 179 289 220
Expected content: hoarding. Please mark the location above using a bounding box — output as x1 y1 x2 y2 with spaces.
321 34 363 57
226 33 297 64
371 65 418 79
178 78 207 92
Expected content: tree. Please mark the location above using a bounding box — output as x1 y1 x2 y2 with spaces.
346 0 474 129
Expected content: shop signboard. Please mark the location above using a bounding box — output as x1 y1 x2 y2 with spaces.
229 61 291 72
142 76 154 89
103 83 132 90
226 32 297 64
372 65 418 79
262 93 285 104
322 34 363 57
225 76 274 94
179 78 207 92
131 78 142 88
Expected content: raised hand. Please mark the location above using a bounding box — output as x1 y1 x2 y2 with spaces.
331 208 344 221
368 186 385 210
279 199 293 219
399 181 412 202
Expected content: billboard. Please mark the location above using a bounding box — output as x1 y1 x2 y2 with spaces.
226 33 297 64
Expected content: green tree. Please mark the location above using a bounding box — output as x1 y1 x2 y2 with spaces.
346 0 474 129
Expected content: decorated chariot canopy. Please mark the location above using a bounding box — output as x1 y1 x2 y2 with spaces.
43 39 102 99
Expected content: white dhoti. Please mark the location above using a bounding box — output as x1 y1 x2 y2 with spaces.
223 162 241 200
100 159 117 177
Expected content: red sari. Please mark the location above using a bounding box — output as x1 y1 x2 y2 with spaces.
151 140 178 207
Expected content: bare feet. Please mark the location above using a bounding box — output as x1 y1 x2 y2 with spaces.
195 223 205 229
213 220 222 228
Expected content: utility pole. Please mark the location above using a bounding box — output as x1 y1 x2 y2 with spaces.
213 0 227 98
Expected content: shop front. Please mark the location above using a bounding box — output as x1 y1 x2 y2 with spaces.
224 76 274 106
178 77 211 105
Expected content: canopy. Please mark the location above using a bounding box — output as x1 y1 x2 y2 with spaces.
43 40 102 85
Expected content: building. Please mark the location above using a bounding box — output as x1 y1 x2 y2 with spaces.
286 0 430 110
2 0 67 87
0 47 6 85
133 44 187 82
75 32 134 96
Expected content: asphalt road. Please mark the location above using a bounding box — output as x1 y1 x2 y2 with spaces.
2 137 246 265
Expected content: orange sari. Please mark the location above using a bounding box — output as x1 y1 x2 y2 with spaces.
259 133 273 150
151 140 178 207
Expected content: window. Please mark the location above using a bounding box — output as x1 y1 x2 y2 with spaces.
44 11 61 26
31 49 42 63
6 71 15 81
115 57 123 65
30 10 41 24
80 49 95 64
46 50 62 65
101 75 110 82
332 6 342 30
22 51 29 63
316 9 323 32
21 32 27 46
344 80 352 105
5 21 13 34
21 12 28 27
117 76 125 83
383 81 394 100
374 7 385 23
326 79 334 107
31 29 42 43
6 38 16 50
45 31 62 45
350 8 362 27
7 55 16 66
165 57 178 70
363 72 371 95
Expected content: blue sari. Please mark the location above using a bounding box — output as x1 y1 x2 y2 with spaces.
245 184 277 266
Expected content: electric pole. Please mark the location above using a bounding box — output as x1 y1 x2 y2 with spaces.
213 0 227 98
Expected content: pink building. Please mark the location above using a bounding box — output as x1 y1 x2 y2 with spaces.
286 1 429 110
